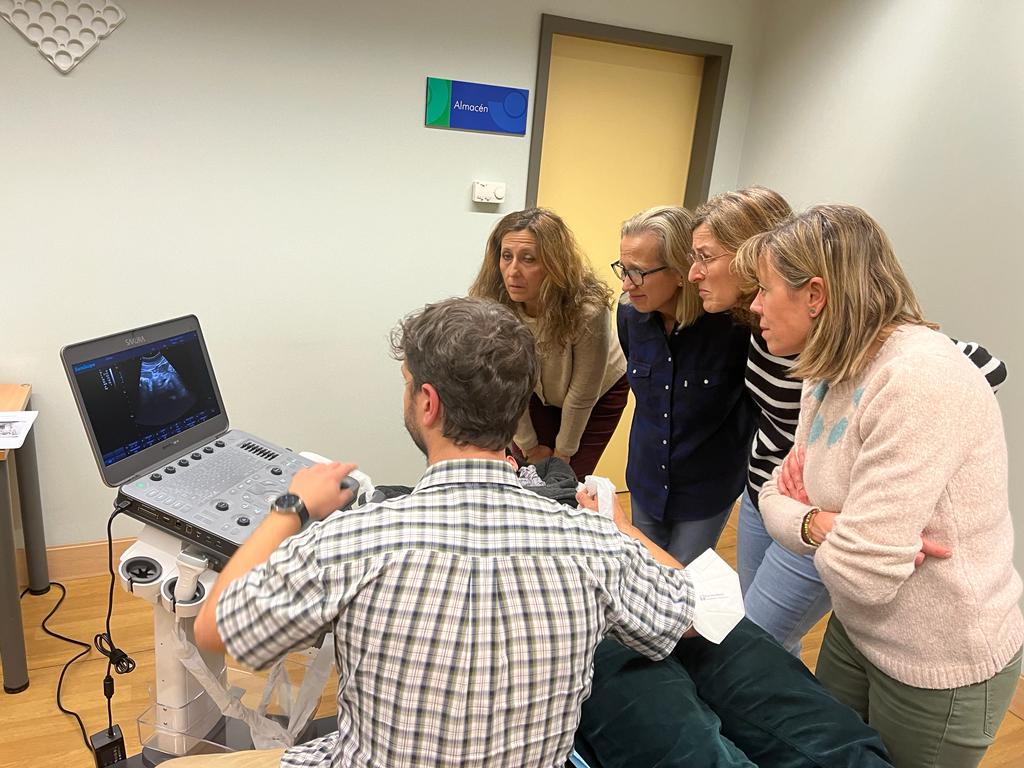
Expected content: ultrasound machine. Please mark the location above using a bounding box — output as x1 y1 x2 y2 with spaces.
62 315 593 768
62 315 352 763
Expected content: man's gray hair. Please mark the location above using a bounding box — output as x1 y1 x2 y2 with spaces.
390 297 538 450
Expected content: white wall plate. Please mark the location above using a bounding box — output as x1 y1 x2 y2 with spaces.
472 180 507 204
0 0 125 74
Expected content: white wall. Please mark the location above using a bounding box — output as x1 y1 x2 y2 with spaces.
736 0 1024 585
1 0 768 545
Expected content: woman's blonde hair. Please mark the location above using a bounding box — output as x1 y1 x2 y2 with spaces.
469 208 613 348
620 205 703 328
734 204 932 384
692 186 792 326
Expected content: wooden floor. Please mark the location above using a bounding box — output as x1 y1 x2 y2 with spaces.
2 506 1022 767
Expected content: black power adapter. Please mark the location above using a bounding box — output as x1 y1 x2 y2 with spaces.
90 724 126 767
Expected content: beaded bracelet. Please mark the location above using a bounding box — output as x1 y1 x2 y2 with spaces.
801 509 821 548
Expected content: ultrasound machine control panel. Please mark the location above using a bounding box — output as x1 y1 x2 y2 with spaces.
118 430 315 570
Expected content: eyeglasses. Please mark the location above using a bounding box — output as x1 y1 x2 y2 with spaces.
685 250 729 276
610 261 670 286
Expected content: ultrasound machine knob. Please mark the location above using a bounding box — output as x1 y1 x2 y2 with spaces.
178 458 189 467
270 467 283 476
215 501 229 511
215 440 225 447
237 516 250 527
164 466 176 474
150 473 162 481
203 446 214 454
191 452 202 460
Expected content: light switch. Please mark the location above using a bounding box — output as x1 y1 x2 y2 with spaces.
472 181 507 204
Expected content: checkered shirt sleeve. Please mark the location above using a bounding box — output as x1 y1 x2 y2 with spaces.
215 460 694 768
604 534 695 659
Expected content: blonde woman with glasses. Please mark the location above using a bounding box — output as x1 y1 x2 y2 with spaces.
613 205 755 564
470 208 628 480
735 205 1022 768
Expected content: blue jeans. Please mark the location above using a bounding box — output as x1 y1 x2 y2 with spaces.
630 499 733 565
736 488 832 656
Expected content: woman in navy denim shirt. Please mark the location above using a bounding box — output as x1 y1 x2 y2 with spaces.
614 206 756 564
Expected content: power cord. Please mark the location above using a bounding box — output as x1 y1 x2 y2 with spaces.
19 580 93 753
86 504 134 765
19 503 136 766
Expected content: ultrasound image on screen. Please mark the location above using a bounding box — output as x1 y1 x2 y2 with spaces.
136 351 197 425
72 332 221 466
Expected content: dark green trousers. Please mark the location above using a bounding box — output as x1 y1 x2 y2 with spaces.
574 618 894 768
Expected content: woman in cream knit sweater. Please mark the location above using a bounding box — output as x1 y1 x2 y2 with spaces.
470 208 627 479
735 204 1023 768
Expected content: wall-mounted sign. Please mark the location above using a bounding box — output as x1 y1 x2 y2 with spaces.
425 77 529 136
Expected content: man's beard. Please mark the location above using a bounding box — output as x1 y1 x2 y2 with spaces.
404 403 428 458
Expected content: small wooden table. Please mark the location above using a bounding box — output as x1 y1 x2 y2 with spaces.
0 384 49 694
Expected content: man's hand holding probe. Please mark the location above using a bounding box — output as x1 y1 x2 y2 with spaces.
288 461 359 520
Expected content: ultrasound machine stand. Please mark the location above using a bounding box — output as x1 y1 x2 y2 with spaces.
118 525 228 760
116 479 356 764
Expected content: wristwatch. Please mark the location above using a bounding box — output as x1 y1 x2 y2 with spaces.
271 492 309 529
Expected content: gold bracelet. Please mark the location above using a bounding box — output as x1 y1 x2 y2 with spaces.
801 509 821 548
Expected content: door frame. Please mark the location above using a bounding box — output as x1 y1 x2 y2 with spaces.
526 14 732 210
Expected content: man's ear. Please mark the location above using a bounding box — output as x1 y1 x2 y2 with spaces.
806 276 827 317
420 383 443 428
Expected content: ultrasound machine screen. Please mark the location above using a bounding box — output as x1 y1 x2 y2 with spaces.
71 332 221 467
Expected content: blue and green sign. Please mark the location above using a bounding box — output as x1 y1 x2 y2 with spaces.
425 77 529 136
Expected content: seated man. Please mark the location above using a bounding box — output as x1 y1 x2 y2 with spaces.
186 297 699 768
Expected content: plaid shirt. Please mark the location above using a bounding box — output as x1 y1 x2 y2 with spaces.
218 459 695 768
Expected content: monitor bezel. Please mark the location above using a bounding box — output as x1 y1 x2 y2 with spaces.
60 314 230 487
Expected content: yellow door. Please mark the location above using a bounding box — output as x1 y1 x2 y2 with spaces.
536 34 704 488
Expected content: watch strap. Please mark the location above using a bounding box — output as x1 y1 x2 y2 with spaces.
272 494 309 528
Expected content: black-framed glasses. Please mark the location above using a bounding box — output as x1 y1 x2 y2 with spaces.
610 261 670 286
685 250 728 276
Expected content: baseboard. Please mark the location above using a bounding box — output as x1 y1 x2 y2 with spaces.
1011 673 1024 720
15 537 137 586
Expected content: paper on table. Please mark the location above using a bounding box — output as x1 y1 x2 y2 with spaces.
686 548 745 644
0 411 38 450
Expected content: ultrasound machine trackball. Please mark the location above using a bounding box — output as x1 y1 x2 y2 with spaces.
62 314 341 570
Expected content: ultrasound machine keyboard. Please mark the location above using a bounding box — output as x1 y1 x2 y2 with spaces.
150 444 265 504
119 431 315 567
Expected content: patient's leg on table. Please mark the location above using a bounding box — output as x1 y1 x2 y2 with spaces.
575 638 755 768
673 617 893 768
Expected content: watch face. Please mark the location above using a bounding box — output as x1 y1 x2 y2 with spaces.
274 493 301 510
